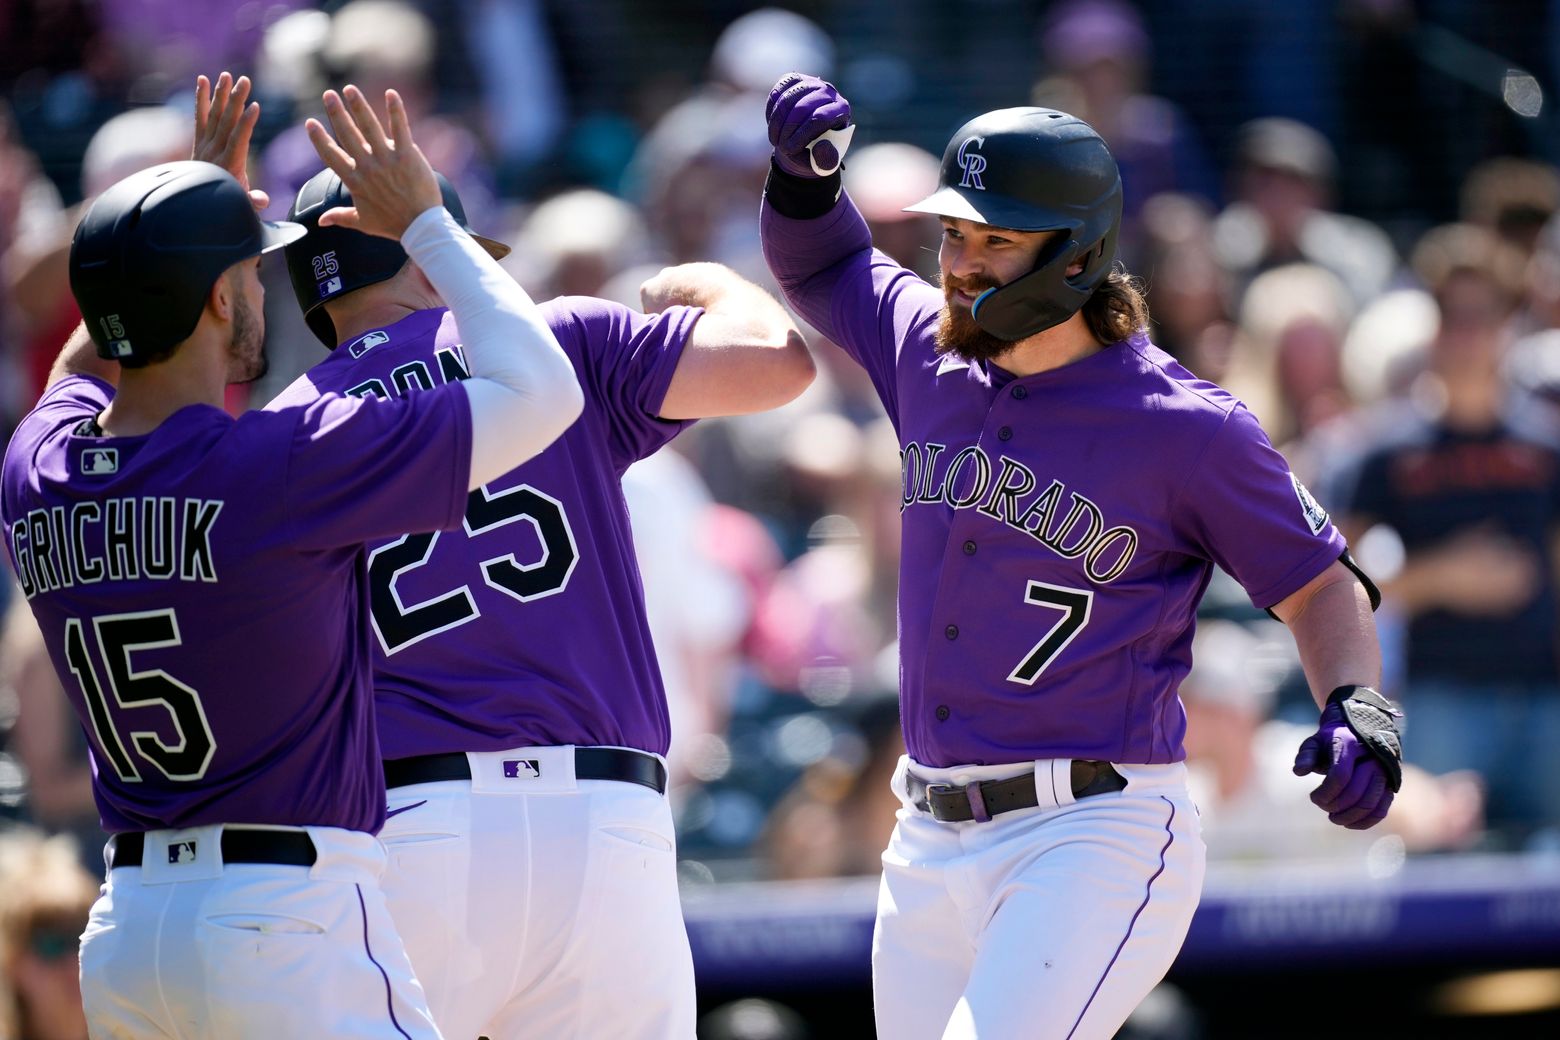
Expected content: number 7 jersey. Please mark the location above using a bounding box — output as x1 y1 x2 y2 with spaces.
763 195 1346 768
267 298 699 759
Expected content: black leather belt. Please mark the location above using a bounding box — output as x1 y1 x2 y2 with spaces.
109 829 317 869
383 747 668 795
907 760 1127 823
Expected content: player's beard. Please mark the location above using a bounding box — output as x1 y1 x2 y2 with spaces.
935 274 1017 363
227 291 268 384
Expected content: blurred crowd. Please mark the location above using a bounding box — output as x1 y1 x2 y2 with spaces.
5 1 1560 1028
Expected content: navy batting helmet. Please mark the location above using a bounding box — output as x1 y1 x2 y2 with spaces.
69 161 304 366
905 107 1122 341
285 168 511 347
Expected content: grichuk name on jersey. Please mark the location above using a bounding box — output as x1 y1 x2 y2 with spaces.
900 442 1139 584
8 498 222 601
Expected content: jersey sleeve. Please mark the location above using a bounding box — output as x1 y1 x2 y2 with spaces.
1174 404 1347 609
547 296 697 471
276 383 473 550
762 193 943 428
2 376 114 548
25 374 114 427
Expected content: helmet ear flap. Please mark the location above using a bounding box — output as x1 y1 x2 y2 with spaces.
971 245 1089 341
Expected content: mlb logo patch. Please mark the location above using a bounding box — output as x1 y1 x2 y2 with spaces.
349 331 390 359
168 840 198 864
108 339 134 358
80 448 118 476
503 759 542 779
319 276 343 297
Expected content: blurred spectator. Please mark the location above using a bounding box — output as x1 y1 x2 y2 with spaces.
1181 620 1484 863
261 0 497 230
757 693 903 881
623 448 751 791
1213 116 1399 310
0 828 94 1040
1336 286 1438 410
746 415 901 686
1330 223 1560 845
0 102 64 426
841 142 942 282
451 0 568 186
1031 0 1219 258
708 8 835 100
1459 156 1560 259
1136 192 1235 380
93 0 304 102
2 103 188 407
626 7 832 280
1222 262 1355 457
0 598 104 868
507 188 653 299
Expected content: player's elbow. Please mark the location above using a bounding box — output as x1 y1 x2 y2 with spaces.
539 359 586 436
759 327 816 407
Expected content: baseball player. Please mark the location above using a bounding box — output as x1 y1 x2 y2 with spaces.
0 73 583 1039
759 75 1405 1040
265 103 812 1040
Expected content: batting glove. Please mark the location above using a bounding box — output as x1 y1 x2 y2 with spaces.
1292 685 1404 829
766 73 854 179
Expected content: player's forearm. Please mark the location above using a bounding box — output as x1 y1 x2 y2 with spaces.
761 166 874 337
401 206 583 488
46 321 120 391
1275 562 1382 709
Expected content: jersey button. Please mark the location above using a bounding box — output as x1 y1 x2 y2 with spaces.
997 426 1013 441
963 540 977 555
945 624 959 640
936 705 951 721
1012 385 1028 400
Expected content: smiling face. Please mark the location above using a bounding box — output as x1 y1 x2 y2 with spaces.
934 217 1065 361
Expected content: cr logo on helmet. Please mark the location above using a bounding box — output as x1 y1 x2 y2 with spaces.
957 137 988 190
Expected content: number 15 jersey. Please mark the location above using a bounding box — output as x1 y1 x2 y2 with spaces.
269 298 698 759
1 375 471 832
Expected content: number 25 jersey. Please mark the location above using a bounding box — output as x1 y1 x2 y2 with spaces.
269 298 698 759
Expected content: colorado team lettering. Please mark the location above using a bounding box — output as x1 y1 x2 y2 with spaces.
900 442 1138 583
8 498 222 600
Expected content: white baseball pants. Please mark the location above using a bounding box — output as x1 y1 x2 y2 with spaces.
378 746 695 1040
873 757 1206 1040
80 825 441 1039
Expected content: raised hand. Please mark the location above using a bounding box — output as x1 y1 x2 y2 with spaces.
304 85 442 241
766 73 854 178
193 72 266 210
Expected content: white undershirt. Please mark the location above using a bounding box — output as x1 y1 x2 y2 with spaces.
400 206 583 489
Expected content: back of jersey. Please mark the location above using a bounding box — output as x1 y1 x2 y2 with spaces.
1 374 470 833
269 298 699 758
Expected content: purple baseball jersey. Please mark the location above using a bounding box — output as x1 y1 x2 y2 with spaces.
267 298 697 758
0 375 471 832
763 196 1345 768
